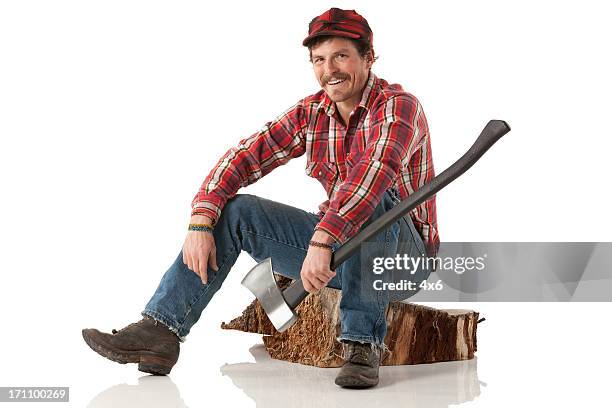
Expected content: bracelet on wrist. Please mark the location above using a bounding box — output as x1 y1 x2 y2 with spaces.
188 223 214 233
309 240 334 250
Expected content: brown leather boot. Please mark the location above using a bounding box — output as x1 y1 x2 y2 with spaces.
82 316 180 375
334 340 382 388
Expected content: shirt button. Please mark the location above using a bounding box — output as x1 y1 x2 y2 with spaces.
317 171 321 176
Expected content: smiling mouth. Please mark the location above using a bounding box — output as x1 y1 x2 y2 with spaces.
327 78 347 86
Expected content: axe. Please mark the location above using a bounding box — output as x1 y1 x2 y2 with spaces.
242 119 511 332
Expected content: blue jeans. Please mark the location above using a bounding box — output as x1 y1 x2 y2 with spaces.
142 189 430 346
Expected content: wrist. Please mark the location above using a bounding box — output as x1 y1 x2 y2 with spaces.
312 229 335 245
191 214 214 225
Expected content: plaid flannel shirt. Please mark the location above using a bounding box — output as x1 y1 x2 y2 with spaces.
192 72 440 256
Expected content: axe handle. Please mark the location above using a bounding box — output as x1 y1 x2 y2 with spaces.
283 119 511 309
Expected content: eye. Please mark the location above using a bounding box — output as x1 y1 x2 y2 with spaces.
312 57 324 64
336 53 348 59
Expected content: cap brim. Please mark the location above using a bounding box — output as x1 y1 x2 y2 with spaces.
302 30 361 46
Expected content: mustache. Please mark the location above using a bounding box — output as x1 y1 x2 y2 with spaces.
323 74 349 85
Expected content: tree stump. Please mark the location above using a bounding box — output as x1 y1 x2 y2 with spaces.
222 276 481 368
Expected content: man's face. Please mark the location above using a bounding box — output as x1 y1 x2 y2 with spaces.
310 37 373 108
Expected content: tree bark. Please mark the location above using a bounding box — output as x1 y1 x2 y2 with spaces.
222 276 481 368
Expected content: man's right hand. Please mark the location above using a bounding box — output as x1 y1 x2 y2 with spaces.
182 215 219 284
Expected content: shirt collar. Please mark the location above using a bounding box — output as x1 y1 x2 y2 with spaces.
317 71 378 117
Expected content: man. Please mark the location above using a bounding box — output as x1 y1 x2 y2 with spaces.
82 7 439 389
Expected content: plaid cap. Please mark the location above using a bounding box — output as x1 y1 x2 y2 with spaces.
302 8 373 47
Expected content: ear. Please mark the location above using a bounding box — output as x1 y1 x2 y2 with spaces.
366 49 375 68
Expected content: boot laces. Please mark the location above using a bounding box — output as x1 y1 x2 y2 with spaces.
111 319 147 335
344 342 375 363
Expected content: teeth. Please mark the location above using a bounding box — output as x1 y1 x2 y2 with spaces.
329 79 345 85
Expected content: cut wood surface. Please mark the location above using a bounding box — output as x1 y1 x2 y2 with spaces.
222 276 481 368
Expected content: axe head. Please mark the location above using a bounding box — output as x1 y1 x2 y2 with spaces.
240 257 297 332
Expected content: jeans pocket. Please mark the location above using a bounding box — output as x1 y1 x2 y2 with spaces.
386 215 431 302
388 186 402 205
401 215 427 257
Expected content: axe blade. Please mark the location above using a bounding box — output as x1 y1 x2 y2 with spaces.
240 257 297 332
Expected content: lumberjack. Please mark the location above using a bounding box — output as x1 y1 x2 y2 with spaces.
82 7 439 389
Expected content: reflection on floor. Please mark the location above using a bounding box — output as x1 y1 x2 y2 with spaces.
86 343 481 408
221 344 481 407
87 375 187 408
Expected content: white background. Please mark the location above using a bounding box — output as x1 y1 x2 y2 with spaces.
1 0 611 407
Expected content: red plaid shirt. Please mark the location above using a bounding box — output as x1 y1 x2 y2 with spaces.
192 72 439 256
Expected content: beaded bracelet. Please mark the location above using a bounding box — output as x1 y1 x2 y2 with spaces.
309 240 333 250
188 223 214 233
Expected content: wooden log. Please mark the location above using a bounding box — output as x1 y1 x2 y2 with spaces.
222 276 480 368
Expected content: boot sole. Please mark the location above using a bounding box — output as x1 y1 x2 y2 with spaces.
334 375 379 389
82 329 175 375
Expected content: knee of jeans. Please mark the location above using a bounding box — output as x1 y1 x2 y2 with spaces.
225 193 256 211
218 194 258 224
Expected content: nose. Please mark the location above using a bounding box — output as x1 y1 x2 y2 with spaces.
323 58 339 76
